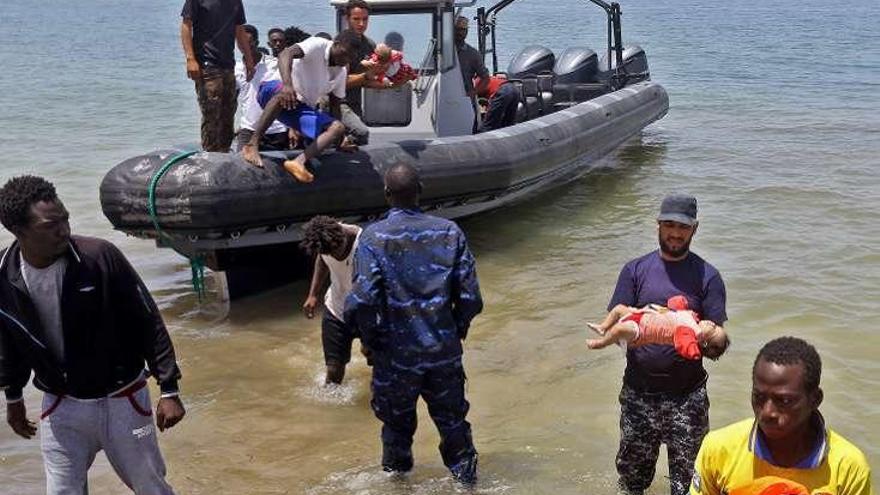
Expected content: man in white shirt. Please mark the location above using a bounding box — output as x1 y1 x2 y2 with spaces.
240 36 353 183
300 216 366 384
234 24 290 151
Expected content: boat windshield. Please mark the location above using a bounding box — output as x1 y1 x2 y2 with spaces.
363 11 435 70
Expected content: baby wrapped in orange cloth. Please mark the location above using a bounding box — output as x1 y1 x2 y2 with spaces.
587 295 727 359
361 43 417 87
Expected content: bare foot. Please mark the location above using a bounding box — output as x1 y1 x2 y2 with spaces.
283 158 315 183
338 136 358 153
240 143 263 167
587 323 606 336
586 338 604 349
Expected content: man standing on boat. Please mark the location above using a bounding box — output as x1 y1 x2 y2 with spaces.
0 176 185 494
180 0 255 152
234 24 290 152
691 337 871 495
335 0 408 146
344 163 483 485
239 36 352 183
607 194 729 495
453 16 490 132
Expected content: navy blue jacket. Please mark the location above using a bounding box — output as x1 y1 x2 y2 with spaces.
344 208 483 367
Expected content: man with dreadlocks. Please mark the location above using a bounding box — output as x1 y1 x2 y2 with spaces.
0 176 184 493
690 337 871 495
300 216 365 384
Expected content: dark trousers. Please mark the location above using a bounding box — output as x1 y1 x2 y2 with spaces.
234 128 290 152
479 83 519 132
616 383 709 495
371 359 476 477
194 67 237 152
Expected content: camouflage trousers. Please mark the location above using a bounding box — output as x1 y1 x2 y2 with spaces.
194 67 236 152
370 359 477 481
616 383 709 495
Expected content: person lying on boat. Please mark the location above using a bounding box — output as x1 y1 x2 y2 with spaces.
586 294 727 359
240 36 355 183
361 43 417 87
475 74 519 132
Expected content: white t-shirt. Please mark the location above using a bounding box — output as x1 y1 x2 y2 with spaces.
20 254 68 362
235 56 287 134
320 224 361 320
289 36 347 108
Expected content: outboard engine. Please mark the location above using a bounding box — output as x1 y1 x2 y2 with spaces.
554 47 599 84
507 46 555 78
598 45 650 83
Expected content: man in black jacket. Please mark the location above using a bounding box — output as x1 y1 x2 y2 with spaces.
0 176 184 494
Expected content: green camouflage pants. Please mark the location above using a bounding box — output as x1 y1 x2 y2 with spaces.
616 383 709 495
194 67 236 152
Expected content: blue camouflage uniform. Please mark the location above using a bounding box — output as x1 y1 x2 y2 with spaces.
344 207 483 481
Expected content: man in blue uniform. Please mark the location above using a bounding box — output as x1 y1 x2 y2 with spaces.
344 163 483 485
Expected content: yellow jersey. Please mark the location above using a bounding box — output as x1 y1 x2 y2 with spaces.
690 417 872 495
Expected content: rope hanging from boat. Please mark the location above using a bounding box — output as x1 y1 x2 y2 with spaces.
146 150 207 300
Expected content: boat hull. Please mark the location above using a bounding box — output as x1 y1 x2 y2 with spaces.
100 81 668 271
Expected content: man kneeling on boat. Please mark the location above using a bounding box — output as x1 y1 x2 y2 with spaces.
241 36 355 183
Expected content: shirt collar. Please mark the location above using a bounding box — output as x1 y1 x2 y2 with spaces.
387 207 422 218
749 412 829 469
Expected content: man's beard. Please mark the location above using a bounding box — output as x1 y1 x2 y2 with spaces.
659 234 691 258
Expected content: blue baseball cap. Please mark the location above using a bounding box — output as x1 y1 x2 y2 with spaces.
657 194 698 226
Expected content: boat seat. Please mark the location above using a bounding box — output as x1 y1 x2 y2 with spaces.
508 79 529 122
537 71 555 113
521 76 543 119
362 83 413 127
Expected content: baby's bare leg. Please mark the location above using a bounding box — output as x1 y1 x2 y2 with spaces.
589 304 635 334
587 321 638 349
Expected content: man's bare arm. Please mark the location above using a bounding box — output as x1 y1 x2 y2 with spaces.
234 24 256 81
180 19 200 80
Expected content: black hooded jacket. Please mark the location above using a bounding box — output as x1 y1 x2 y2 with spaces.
0 235 181 400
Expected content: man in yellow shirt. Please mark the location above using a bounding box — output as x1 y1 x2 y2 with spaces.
691 337 872 495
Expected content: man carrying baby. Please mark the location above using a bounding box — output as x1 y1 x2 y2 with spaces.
606 194 729 495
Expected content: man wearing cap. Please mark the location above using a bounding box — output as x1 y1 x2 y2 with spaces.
606 194 729 495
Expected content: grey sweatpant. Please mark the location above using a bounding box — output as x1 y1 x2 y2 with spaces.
40 388 175 495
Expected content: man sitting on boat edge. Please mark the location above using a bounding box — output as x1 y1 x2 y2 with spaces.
240 36 355 183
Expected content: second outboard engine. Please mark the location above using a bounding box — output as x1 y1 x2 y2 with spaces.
507 46 555 78
554 47 599 84
599 45 650 83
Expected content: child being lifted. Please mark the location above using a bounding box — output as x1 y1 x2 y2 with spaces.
361 43 417 87
587 295 728 360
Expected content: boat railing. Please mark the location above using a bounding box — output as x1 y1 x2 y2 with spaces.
414 37 437 98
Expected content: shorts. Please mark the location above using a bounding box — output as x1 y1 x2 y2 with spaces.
257 80 337 140
322 311 359 365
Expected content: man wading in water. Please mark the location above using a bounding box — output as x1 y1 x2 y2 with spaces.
300 216 367 385
344 163 483 485
606 194 729 495
0 176 185 494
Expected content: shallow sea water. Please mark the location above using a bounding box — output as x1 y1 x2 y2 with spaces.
0 0 878 493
